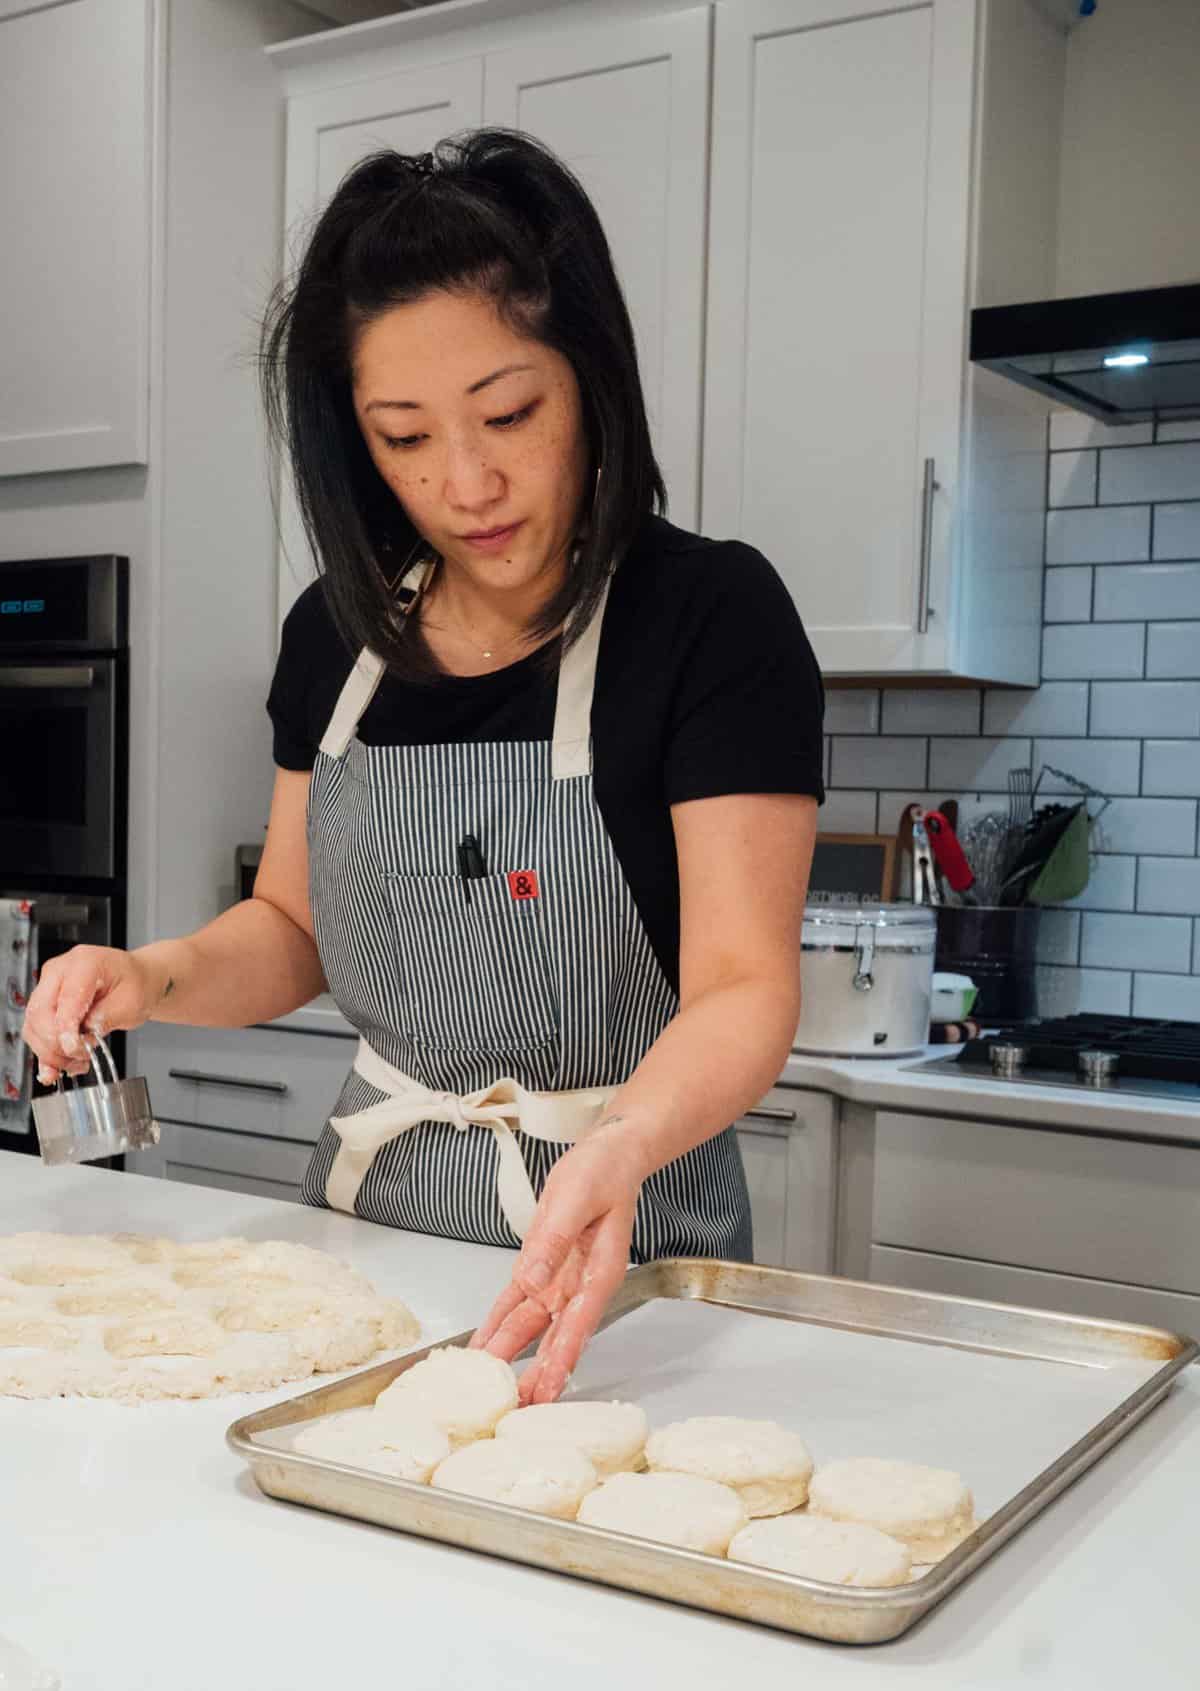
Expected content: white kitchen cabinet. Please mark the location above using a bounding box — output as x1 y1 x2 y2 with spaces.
703 0 1064 682
145 1120 315 1204
0 0 154 476
483 9 710 530
736 1087 837 1272
869 1244 1200 1342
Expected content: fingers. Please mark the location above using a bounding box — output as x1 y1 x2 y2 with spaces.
519 1207 634 1405
480 1296 552 1366
468 1280 526 1351
22 946 137 1085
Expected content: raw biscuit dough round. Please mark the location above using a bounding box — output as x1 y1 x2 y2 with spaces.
0 1313 80 1352
431 1438 596 1518
644 1416 814 1517
55 1278 179 1319
8 1236 131 1286
112 1234 181 1265
728 1514 913 1586
375 1346 518 1445
807 1459 976 1563
295 1407 451 1481
214 1285 332 1333
103 1311 225 1360
576 1471 748 1555
495 1400 648 1477
291 1313 381 1374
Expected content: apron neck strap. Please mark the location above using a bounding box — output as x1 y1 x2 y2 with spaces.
317 554 612 774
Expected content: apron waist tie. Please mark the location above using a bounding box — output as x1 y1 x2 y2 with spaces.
325 1038 615 1240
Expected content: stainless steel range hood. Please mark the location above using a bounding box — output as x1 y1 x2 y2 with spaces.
970 282 1200 425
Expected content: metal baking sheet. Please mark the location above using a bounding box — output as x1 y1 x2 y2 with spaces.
227 1260 1197 1645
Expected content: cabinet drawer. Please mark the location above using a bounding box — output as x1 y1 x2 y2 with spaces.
870 1245 1200 1342
736 1126 788 1266
133 1023 355 1144
164 1165 301 1206
149 1120 314 1194
873 1111 1200 1294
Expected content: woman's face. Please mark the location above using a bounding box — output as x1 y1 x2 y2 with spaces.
351 289 590 592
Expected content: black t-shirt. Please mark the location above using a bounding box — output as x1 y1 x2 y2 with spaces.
267 515 826 993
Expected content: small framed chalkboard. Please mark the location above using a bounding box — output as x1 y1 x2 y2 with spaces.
808 833 898 902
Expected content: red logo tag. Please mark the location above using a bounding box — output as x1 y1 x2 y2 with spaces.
507 869 539 901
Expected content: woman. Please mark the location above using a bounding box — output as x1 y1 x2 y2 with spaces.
22 131 824 1403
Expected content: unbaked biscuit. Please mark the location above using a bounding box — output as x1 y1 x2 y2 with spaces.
644 1416 813 1517
0 1313 80 1351
376 1347 519 1445
103 1312 225 1360
431 1438 597 1518
729 1514 912 1586
295 1407 451 1482
807 1458 976 1563
577 1471 748 1555
495 1400 648 1477
56 1279 179 1319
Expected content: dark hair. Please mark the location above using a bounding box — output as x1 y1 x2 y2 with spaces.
259 128 666 678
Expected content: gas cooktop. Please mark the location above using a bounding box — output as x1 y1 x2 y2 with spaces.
918 1013 1200 1103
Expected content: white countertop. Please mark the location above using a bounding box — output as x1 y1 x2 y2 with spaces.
3 1155 1198 1691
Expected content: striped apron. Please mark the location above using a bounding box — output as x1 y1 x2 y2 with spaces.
298 561 752 1264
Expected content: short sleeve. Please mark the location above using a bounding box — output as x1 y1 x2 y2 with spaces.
663 543 825 808
266 582 342 771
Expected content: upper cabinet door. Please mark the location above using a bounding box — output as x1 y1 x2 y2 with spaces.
484 9 710 529
277 58 484 626
0 0 154 476
703 0 975 676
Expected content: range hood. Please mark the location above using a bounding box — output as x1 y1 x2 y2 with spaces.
970 282 1200 425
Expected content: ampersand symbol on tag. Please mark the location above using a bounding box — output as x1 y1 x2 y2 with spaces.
507 870 539 901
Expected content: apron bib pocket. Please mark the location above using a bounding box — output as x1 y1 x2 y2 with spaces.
384 870 559 1055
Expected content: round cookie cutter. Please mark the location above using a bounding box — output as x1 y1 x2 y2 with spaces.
31 1033 160 1166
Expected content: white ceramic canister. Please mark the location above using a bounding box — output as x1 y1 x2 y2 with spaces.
793 902 937 1058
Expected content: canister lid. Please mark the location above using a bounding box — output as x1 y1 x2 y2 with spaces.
802 899 936 931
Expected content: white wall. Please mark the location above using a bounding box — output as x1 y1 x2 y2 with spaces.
1056 0 1200 296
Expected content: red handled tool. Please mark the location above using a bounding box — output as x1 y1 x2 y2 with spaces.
923 809 976 900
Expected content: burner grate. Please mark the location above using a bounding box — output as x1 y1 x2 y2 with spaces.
959 1013 1200 1084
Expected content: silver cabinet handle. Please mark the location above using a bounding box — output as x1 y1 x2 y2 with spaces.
744 1105 797 1124
916 457 939 634
168 1068 288 1097
1 665 96 690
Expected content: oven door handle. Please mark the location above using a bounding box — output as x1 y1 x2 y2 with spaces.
0 665 97 690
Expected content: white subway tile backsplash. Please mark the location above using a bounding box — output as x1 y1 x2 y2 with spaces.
1036 965 1132 1016
1041 622 1144 680
1136 858 1200 916
1092 798 1197 856
1089 681 1200 738
1034 909 1080 966
982 683 1089 737
928 737 1032 793
823 690 880 734
1032 737 1141 797
1050 412 1153 451
880 689 980 736
1061 853 1137 912
1132 971 1200 1020
1043 566 1092 623
1142 740 1200 798
1094 562 1200 622
1100 442 1200 505
1081 912 1193 973
1145 623 1200 679
817 790 879 834
1045 505 1149 565
1048 450 1097 508
831 737 926 792
1156 421 1200 444
1152 503 1200 560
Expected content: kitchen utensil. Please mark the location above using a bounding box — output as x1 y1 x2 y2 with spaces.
938 798 960 833
924 809 976 901
1027 802 1090 903
230 1260 1196 1648
910 806 939 905
1007 766 1033 829
31 1033 159 1166
895 803 916 899
794 902 936 1056
959 811 1010 906
930 970 979 1022
998 803 1082 904
934 904 1043 1020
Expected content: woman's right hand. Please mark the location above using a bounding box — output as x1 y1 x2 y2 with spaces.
21 946 173 1085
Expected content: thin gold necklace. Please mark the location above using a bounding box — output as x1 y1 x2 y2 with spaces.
425 587 529 662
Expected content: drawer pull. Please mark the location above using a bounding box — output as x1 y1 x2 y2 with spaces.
168 1069 289 1097
744 1106 797 1124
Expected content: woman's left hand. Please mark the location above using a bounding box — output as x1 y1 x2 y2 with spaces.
469 1117 648 1404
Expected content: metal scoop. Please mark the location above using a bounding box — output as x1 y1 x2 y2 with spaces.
31 1033 159 1166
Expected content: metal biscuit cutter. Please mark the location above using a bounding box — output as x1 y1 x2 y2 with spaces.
31 1033 160 1167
